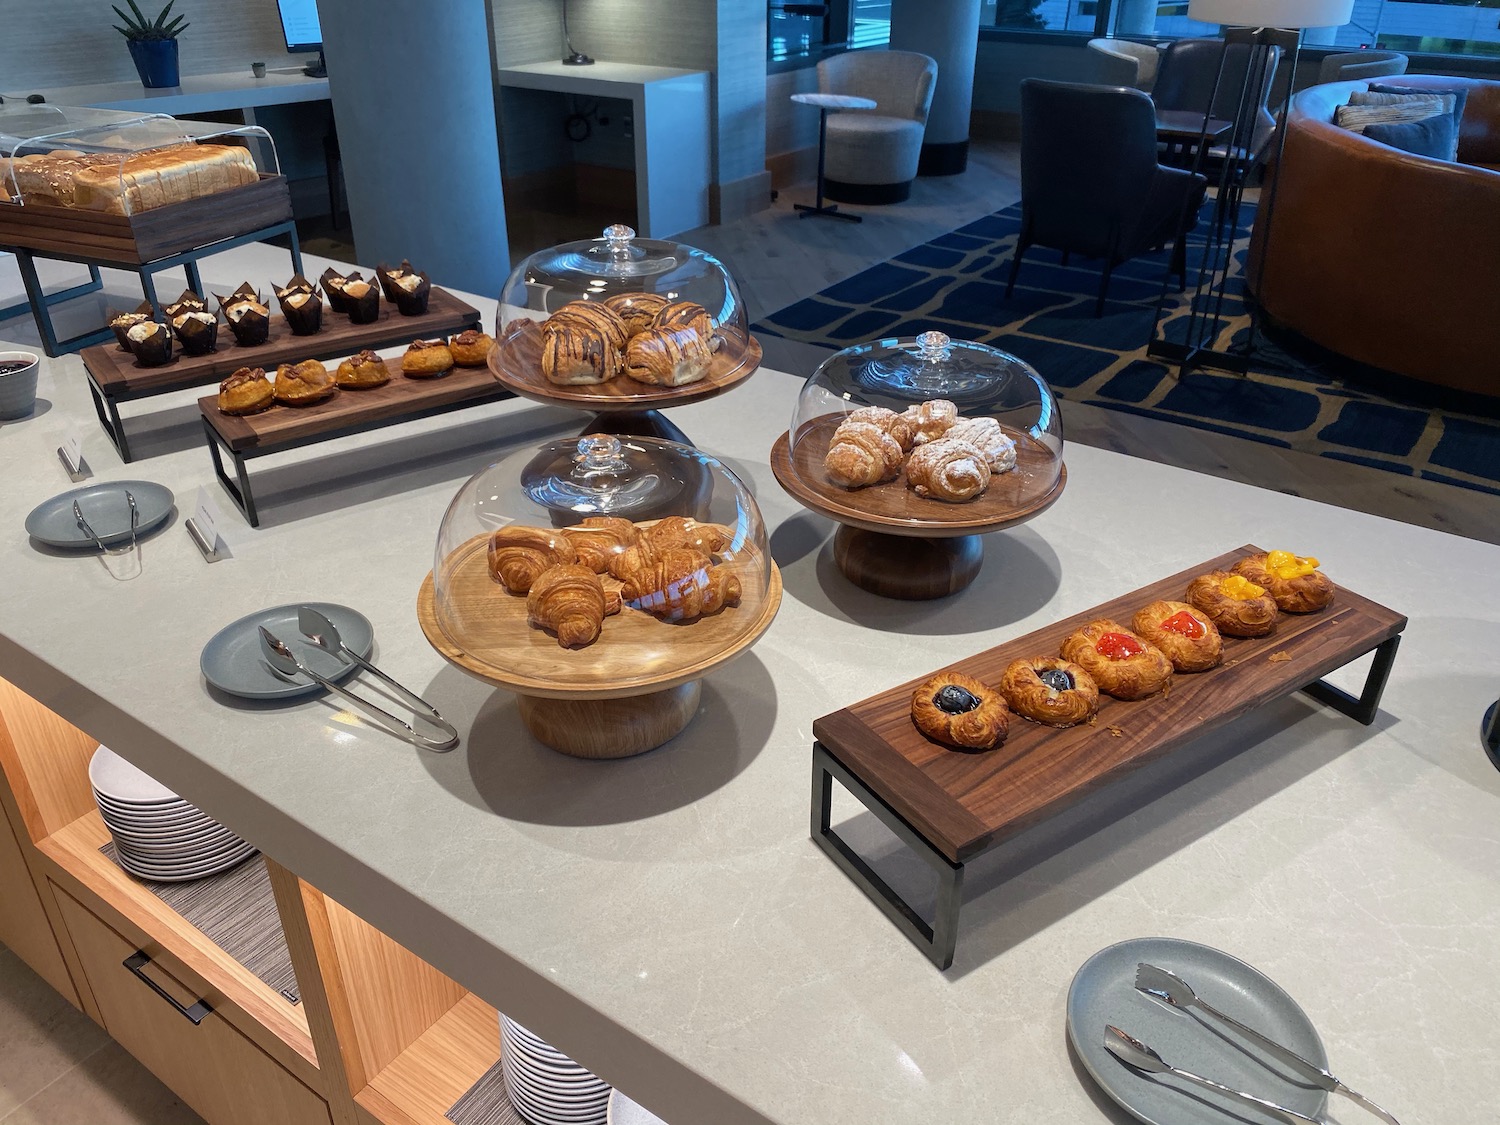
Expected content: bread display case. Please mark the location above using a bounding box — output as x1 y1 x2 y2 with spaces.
487 224 761 444
417 433 782 758
771 330 1066 599
0 105 289 260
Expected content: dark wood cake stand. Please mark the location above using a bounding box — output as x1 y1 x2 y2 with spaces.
416 535 782 759
770 421 1067 600
487 319 762 446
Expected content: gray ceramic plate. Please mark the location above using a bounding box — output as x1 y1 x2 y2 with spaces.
25 480 174 548
1067 937 1329 1125
200 603 373 701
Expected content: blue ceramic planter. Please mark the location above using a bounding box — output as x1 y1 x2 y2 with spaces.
127 38 180 89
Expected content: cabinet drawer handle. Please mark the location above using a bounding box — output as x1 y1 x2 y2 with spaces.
122 951 213 1025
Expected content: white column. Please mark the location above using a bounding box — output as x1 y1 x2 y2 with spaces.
890 0 981 176
1114 0 1159 37
317 0 509 296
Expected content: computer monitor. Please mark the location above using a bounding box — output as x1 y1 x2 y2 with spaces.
276 0 326 78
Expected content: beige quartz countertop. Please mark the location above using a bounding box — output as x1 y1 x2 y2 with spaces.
1 247 1497 1125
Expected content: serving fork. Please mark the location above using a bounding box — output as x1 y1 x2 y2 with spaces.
1135 963 1401 1125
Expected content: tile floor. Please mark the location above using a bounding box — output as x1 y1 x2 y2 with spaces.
0 940 204 1125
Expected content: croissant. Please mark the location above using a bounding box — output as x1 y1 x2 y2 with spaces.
621 550 741 622
561 516 639 573
488 526 578 594
824 420 904 489
847 405 916 452
526 564 622 648
548 300 630 350
623 325 712 387
653 299 713 341
905 437 992 502
541 321 619 385
900 399 958 444
603 292 669 336
607 518 732 579
945 417 1017 472
647 516 733 553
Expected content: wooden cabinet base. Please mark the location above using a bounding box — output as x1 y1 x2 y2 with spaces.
54 888 333 1125
518 682 702 758
833 526 983 600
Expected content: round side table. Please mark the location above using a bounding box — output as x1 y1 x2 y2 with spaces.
789 92 877 223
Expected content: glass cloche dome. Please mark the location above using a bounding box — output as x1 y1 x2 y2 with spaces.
784 330 1064 524
429 434 775 692
496 223 747 338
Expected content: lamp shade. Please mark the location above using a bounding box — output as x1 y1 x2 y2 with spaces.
1188 0 1354 27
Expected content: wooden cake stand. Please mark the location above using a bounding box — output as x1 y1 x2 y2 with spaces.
416 534 783 758
487 318 762 445
770 418 1067 600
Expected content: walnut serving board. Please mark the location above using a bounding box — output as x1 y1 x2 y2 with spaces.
198 359 505 452
488 318 761 410
812 546 1406 863
84 287 481 398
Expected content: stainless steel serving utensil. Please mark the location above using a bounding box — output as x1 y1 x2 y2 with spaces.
72 500 107 552
1135 963 1401 1125
1103 1025 1323 1125
258 626 458 752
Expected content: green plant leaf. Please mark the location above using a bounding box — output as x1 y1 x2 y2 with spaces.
112 23 133 37
125 0 150 24
163 14 184 34
152 0 175 31
111 5 138 28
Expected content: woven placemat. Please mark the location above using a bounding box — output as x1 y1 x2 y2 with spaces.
100 842 300 1004
446 1059 526 1125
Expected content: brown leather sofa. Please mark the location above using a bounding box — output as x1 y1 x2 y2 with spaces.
1247 75 1500 395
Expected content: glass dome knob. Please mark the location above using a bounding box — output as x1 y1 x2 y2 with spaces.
916 331 952 362
574 433 628 478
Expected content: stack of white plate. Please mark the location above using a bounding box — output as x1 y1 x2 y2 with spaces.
500 1013 611 1125
606 1090 667 1125
90 745 257 883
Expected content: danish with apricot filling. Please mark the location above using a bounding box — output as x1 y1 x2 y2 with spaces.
1060 619 1173 701
910 672 1010 751
1132 600 1222 673
1186 571 1279 637
1231 551 1334 614
998 658 1099 728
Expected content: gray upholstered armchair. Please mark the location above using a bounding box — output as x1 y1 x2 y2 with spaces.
1153 38 1282 160
1007 80 1207 317
1087 38 1162 91
816 50 938 204
1316 50 1408 84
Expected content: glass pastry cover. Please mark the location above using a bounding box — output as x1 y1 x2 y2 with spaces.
496 223 748 340
0 107 277 213
431 434 773 689
787 330 1064 519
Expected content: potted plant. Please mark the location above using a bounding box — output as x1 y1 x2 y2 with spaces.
113 0 189 89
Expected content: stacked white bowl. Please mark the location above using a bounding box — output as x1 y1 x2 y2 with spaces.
500 1013 611 1125
90 745 257 882
606 1090 667 1125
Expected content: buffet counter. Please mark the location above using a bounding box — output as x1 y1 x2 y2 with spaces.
1 256 1498 1124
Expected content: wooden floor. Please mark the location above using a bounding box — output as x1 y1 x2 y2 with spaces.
678 141 1499 547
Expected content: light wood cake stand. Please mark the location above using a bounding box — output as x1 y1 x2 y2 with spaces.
488 319 762 445
770 419 1067 600
417 535 783 758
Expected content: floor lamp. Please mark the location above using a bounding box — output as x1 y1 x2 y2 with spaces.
1148 0 1354 377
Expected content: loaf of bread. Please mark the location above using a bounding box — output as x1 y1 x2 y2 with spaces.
7 144 258 214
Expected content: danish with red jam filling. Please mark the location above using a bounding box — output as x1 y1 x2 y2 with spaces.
1060 619 1173 701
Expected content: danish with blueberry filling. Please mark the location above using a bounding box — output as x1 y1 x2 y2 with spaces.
998 658 1099 728
910 672 1010 750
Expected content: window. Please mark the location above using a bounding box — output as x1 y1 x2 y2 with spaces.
981 0 1500 59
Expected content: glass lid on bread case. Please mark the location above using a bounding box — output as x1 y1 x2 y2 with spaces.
0 107 277 212
430 433 775 690
785 330 1064 524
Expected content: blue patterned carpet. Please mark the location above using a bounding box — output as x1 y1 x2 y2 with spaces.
755 203 1500 496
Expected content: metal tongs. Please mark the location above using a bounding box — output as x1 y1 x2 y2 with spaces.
74 490 141 580
256 607 458 752
1133 962 1402 1124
